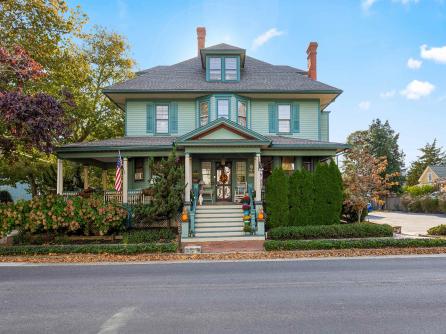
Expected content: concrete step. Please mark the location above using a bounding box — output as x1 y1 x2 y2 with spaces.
196 209 242 214
198 205 242 209
195 216 242 223
195 212 242 218
182 236 265 242
195 226 243 233
195 231 247 237
195 222 244 227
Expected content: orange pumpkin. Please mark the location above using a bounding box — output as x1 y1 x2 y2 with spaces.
181 208 189 222
257 210 264 221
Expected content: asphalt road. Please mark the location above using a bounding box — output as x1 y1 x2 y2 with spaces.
2 256 446 334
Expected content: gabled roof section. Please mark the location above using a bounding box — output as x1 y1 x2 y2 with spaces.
175 118 271 146
429 165 446 178
200 43 247 67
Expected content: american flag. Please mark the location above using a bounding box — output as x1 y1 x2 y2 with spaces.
115 153 123 192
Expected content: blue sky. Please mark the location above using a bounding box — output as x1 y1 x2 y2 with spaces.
70 0 446 165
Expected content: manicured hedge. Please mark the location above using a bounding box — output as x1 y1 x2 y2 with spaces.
122 229 175 244
0 242 177 256
264 238 446 251
428 225 446 236
268 223 393 240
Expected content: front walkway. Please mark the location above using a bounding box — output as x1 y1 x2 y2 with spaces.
368 211 446 236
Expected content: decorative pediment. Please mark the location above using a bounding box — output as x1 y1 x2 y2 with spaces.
175 118 271 146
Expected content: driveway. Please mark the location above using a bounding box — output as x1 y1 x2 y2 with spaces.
368 211 446 236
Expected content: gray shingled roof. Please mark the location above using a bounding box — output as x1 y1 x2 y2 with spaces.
57 137 176 152
430 165 446 178
57 134 348 152
269 136 349 149
202 43 245 51
104 55 340 93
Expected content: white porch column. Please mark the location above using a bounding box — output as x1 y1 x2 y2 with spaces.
254 153 261 202
122 157 128 204
83 165 89 190
56 159 63 195
184 153 192 203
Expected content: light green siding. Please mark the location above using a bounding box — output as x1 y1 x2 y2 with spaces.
177 101 195 135
320 111 329 141
126 101 147 136
126 98 323 140
126 100 195 136
128 158 151 190
251 100 320 140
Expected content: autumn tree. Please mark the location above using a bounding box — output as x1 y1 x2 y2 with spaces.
347 119 405 192
343 139 399 223
406 139 446 186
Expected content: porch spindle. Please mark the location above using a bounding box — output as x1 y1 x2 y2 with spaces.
122 157 128 204
57 159 63 195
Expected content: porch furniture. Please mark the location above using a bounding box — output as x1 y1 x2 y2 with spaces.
201 184 215 204
234 182 247 203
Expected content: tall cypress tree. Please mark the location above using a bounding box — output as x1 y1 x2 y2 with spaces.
328 160 344 224
289 168 315 226
265 167 289 228
313 163 331 225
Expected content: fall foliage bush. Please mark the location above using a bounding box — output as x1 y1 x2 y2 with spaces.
0 194 128 237
403 184 436 197
401 193 446 214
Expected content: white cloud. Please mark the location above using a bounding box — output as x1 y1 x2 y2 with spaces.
358 100 371 110
252 28 284 50
407 58 422 69
380 90 396 98
362 0 378 11
400 80 435 100
420 44 446 64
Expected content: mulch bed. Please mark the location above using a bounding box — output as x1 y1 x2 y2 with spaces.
2 247 446 263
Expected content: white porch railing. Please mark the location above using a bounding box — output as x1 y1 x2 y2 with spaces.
62 190 152 205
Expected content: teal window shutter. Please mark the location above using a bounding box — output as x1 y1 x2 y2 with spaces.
292 102 300 133
268 103 276 133
170 102 178 134
146 103 154 134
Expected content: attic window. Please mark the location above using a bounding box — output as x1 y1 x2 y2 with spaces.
225 57 237 80
209 57 222 80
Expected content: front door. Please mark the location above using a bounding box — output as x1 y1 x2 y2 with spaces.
216 161 232 201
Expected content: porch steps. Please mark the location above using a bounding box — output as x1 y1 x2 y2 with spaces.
193 204 250 239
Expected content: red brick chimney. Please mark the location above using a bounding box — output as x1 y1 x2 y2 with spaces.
306 42 318 81
197 27 206 55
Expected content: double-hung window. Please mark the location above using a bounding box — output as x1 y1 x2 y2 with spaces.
278 104 291 133
282 157 295 174
134 158 144 181
209 57 222 81
217 99 229 119
225 57 237 80
156 105 169 133
199 101 209 126
237 100 247 127
201 162 212 185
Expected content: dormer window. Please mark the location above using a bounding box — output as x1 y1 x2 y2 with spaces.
206 56 240 82
209 57 222 81
225 57 237 80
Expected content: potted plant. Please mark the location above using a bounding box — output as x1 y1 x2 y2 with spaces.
243 222 252 235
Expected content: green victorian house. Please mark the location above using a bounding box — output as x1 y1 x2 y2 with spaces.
55 27 347 241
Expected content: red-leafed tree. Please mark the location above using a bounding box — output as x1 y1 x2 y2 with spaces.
0 45 72 154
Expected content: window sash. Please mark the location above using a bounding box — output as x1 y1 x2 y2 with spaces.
236 161 246 183
134 158 145 181
282 157 294 172
217 99 229 118
156 105 169 133
209 57 222 80
237 101 247 127
201 162 212 185
199 101 209 126
278 104 291 132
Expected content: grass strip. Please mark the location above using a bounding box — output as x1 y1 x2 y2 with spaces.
264 238 446 251
0 242 177 256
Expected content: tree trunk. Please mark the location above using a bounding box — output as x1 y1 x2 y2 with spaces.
357 208 363 224
29 177 38 198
